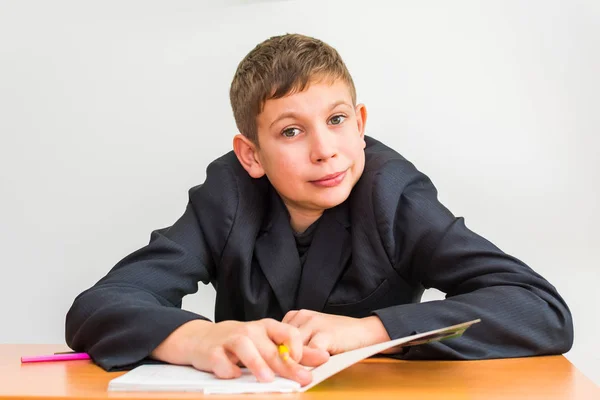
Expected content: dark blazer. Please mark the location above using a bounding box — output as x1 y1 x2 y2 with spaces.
65 136 573 371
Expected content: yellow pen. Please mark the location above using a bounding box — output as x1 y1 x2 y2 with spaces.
278 344 290 361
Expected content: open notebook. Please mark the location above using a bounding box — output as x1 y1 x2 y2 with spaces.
108 319 480 394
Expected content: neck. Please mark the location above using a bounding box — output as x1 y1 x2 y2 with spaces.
285 206 323 234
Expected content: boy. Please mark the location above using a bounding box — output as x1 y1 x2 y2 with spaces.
66 34 573 386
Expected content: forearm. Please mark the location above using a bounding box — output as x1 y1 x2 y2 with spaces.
383 179 573 359
361 315 391 345
66 285 209 370
150 319 214 365
373 285 573 360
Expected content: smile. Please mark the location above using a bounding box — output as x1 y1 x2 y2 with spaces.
310 170 347 188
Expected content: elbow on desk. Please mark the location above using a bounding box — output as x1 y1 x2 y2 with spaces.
531 295 574 356
64 293 90 352
549 304 574 355
64 287 109 354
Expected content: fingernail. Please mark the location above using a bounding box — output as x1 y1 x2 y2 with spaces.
296 369 311 383
260 369 274 381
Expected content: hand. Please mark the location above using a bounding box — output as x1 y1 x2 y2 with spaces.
150 319 328 386
282 310 391 356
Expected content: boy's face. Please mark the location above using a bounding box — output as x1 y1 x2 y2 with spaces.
248 79 367 217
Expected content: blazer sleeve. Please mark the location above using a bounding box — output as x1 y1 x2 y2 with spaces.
65 159 238 371
371 159 574 359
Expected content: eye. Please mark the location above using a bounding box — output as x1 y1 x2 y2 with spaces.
282 127 301 138
329 114 346 125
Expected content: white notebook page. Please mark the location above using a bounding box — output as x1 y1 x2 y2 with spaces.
108 319 480 394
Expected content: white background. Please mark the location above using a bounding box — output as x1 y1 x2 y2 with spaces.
1 0 598 385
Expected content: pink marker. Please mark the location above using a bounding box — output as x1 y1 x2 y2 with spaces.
21 352 90 363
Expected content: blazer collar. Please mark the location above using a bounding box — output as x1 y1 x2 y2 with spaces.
254 187 302 313
294 202 351 311
255 185 351 314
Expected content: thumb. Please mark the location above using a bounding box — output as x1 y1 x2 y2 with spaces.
308 331 334 353
300 332 332 367
300 345 329 367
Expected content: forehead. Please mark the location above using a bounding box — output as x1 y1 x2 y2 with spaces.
260 80 354 120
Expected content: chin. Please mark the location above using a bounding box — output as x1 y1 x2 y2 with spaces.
315 186 352 209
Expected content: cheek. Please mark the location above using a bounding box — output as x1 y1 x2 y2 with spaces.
340 134 364 158
264 151 304 183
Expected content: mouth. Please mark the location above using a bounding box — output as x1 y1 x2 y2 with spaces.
310 169 348 187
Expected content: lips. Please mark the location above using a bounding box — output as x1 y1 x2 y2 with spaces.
310 169 348 188
312 171 346 182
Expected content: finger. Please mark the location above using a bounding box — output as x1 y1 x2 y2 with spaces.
297 324 316 346
224 335 275 383
296 329 332 368
283 310 318 345
302 332 333 366
282 310 298 324
261 319 303 363
284 309 312 328
252 331 312 387
202 347 242 380
226 351 240 366
307 331 332 353
300 345 330 367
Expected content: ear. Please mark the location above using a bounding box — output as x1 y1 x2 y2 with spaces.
355 103 368 148
233 134 266 178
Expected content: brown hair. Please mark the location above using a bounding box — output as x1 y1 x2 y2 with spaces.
230 33 357 145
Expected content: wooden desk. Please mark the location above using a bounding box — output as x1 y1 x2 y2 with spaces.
1 344 597 399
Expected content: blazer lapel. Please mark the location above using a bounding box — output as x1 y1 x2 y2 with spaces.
254 188 302 314
295 202 351 311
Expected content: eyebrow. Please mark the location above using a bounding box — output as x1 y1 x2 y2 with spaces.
269 100 351 129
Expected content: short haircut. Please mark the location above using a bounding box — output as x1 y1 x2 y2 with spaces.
230 33 357 145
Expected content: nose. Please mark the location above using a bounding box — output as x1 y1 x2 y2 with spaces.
310 129 338 163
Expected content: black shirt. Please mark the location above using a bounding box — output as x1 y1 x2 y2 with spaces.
293 219 320 267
